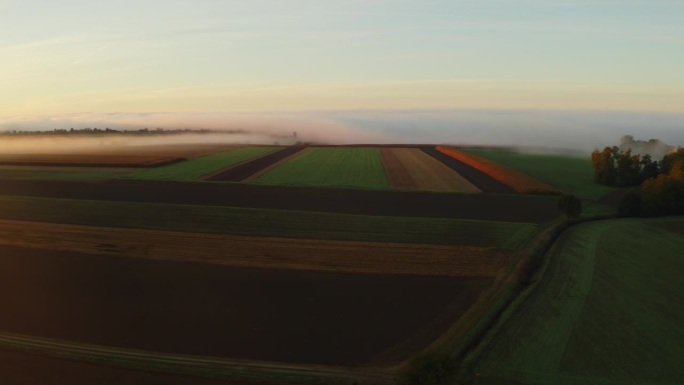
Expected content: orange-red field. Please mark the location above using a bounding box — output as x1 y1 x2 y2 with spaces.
437 146 559 194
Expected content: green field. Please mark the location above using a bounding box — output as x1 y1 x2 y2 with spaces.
253 147 389 189
125 147 277 181
465 149 616 201
476 217 684 384
0 196 535 248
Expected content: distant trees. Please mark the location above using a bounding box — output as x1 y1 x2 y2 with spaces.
592 136 684 216
637 156 684 215
609 145 684 217
590 146 659 186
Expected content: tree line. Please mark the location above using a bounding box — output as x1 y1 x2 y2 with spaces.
591 136 684 216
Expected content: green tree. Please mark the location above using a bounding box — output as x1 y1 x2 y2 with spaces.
641 170 684 215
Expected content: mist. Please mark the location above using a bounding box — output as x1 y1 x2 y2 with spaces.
1 109 683 154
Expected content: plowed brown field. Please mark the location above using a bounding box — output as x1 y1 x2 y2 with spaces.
436 146 559 194
0 244 491 366
0 219 508 277
382 148 480 192
0 154 184 168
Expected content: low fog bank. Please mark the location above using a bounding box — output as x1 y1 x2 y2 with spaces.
1 110 683 155
324 109 684 153
0 133 290 154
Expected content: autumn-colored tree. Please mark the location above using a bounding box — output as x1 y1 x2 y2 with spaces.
640 172 684 215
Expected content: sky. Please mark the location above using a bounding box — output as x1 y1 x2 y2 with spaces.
1 0 683 147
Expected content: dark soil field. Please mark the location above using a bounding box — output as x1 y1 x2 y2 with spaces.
0 154 186 168
207 146 306 181
421 147 515 194
0 245 491 367
0 348 251 385
0 179 560 223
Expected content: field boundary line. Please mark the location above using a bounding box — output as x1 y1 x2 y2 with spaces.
0 331 393 384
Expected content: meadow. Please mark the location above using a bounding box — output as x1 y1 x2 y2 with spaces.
475 217 684 385
254 147 389 189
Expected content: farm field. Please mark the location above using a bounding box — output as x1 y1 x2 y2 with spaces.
0 347 242 385
253 147 389 189
437 146 559 194
475 217 684 385
464 148 617 201
0 166 135 181
420 147 515 193
0 153 183 167
0 143 570 384
0 244 492 366
0 196 537 248
125 147 277 181
381 148 480 192
0 218 512 276
207 146 306 181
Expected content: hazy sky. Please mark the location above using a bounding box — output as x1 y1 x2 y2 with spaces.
1 0 683 144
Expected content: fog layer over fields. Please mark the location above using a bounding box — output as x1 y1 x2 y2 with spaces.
1 110 683 152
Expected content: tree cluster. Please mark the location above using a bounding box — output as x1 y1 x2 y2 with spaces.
591 146 659 186
617 147 684 216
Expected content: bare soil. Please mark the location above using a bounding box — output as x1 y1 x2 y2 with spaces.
0 154 185 168
391 148 480 192
207 146 306 182
0 219 508 277
0 347 249 385
0 245 491 366
0 179 561 223
380 148 418 189
420 147 515 193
